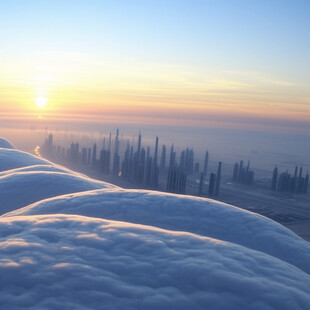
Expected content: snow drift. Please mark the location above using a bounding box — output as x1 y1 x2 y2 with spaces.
0 144 309 309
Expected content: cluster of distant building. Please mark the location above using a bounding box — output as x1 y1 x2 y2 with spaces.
41 131 221 196
272 166 309 194
41 130 309 197
232 160 254 185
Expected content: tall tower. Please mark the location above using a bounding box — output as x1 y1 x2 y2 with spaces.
92 143 97 167
137 132 142 162
112 129 120 175
108 133 112 152
179 150 185 171
154 136 159 167
114 129 119 155
152 136 159 188
215 161 222 196
203 151 209 176
271 167 278 190
160 145 166 170
133 132 142 182
169 144 176 169
144 146 152 187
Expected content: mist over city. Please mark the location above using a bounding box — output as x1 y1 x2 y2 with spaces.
0 1 309 309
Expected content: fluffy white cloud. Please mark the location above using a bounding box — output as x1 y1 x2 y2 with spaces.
0 214 309 309
6 188 310 275
0 148 49 172
0 171 116 215
0 148 117 214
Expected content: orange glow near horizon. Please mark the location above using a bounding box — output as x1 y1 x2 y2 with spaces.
0 52 309 133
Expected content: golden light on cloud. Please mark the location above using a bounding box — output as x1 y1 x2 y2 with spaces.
35 97 48 108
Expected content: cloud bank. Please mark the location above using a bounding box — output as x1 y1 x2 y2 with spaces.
6 188 310 275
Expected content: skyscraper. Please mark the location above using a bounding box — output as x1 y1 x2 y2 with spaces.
92 143 97 167
112 129 120 174
108 132 112 152
203 151 209 176
137 132 142 162
297 167 303 193
160 145 166 170
215 161 222 196
169 144 176 169
144 148 152 186
272 167 278 190
151 136 159 188
167 167 186 194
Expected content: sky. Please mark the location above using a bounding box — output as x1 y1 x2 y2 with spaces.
0 0 310 132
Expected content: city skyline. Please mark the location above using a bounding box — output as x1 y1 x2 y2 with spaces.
40 128 309 197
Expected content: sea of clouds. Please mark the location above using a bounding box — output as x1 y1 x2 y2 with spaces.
0 137 309 309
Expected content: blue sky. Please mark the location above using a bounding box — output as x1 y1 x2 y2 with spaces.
2 1 309 67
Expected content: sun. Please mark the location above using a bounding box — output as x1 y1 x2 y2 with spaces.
35 97 48 108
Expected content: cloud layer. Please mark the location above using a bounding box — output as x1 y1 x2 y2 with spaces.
6 188 310 274
0 214 309 310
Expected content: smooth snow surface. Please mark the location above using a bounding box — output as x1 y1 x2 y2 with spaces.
0 145 309 309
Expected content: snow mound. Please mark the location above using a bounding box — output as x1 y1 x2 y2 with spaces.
0 137 15 149
6 188 310 274
0 214 309 310
0 171 117 215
